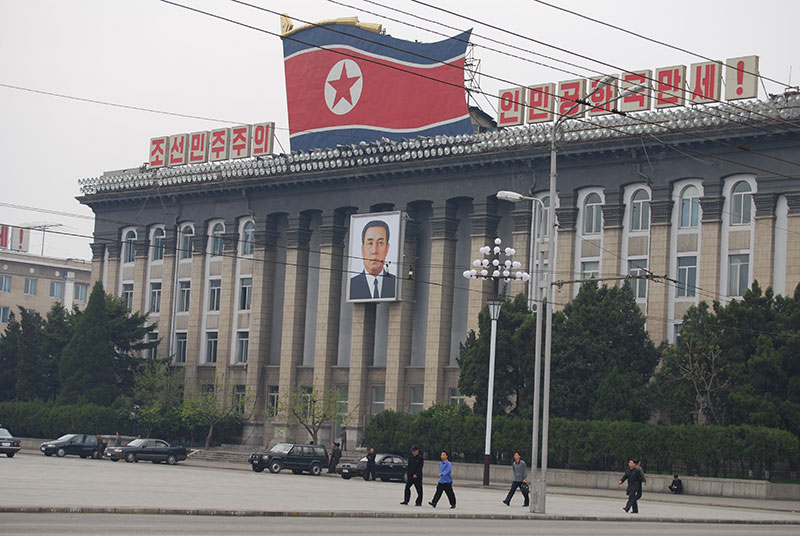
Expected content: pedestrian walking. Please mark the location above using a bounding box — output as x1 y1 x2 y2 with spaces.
428 451 456 509
365 447 376 481
502 452 530 507
633 458 646 505
328 442 341 473
340 426 347 452
113 432 121 447
400 445 424 506
618 459 644 513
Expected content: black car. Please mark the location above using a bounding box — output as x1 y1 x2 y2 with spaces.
105 438 187 465
0 427 21 458
338 453 408 482
248 443 328 475
40 434 101 458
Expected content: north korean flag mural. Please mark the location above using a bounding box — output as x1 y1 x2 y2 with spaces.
282 21 473 152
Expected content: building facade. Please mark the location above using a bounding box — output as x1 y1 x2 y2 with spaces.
0 251 92 325
78 94 800 446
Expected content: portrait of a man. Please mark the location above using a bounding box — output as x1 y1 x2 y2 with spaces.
348 214 402 301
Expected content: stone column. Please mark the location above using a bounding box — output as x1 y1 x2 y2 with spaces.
466 202 500 334
385 218 418 411
752 193 777 290
105 242 121 296
510 206 533 300
785 193 800 295
313 210 348 394
346 302 376 446
89 242 106 288
132 234 149 315
183 233 208 391
245 217 279 432
423 203 458 407
157 230 177 363
699 196 724 299
275 214 312 441
215 223 241 391
553 205 577 310
646 197 674 343
601 204 625 280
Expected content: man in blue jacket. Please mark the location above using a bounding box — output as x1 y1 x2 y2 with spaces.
428 451 456 509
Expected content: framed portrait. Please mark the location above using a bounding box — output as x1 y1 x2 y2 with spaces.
346 211 404 302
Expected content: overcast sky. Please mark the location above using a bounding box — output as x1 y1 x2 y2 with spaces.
1 0 796 261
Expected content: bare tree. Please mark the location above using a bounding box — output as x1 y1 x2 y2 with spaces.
674 340 729 425
181 375 253 448
276 385 350 444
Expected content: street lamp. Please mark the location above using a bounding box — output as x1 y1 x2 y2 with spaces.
463 237 529 486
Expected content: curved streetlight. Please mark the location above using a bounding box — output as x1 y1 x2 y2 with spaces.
463 237 529 486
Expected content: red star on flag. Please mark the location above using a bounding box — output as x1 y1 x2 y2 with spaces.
327 63 361 108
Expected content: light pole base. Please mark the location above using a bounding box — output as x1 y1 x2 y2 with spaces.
483 454 490 486
529 478 546 513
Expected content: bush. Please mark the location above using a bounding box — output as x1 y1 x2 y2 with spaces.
0 400 127 438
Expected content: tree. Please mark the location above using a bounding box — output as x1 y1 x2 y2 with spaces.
14 308 45 402
457 293 535 416
549 281 658 422
181 375 249 448
131 357 183 438
277 385 350 444
40 304 73 401
0 311 21 401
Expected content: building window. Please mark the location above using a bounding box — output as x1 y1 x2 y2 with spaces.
123 230 136 263
729 254 750 297
677 256 697 297
74 283 88 302
24 278 37 296
235 331 249 363
628 259 648 299
267 386 279 417
241 221 255 255
449 388 465 406
151 228 165 261
630 189 650 231
175 332 187 363
674 324 683 348
210 223 224 257
731 181 752 225
205 331 218 363
122 283 133 310
0 306 9 323
178 281 191 312
180 225 194 260
409 386 424 414
0 275 10 293
335 385 348 417
581 261 599 280
208 279 221 312
371 386 385 416
680 185 700 228
49 281 63 299
149 282 161 313
239 277 252 310
300 386 313 419
145 332 159 360
201 383 215 395
583 193 602 234
233 385 246 414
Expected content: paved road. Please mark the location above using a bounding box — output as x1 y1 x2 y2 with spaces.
2 453 799 527
2 514 800 536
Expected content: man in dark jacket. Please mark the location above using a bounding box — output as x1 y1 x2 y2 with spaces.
401 445 424 506
328 442 341 473
365 447 377 481
618 459 644 513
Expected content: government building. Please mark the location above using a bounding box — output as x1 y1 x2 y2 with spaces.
77 94 800 446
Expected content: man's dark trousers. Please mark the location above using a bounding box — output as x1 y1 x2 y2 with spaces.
404 477 423 506
625 486 641 513
504 481 529 505
430 483 456 507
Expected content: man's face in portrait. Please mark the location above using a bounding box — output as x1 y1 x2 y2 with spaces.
361 224 390 276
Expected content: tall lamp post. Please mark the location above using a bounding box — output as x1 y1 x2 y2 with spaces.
463 237 529 486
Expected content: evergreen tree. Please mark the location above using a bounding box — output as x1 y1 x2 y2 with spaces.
14 308 45 401
41 304 73 401
0 311 21 401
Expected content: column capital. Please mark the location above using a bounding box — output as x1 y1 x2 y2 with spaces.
106 242 122 259
510 207 532 233
555 206 578 231
699 196 724 222
222 231 240 253
752 193 777 219
191 234 207 256
286 215 313 248
650 199 674 225
601 204 625 228
90 242 106 260
134 239 150 259
469 212 500 238
786 193 800 215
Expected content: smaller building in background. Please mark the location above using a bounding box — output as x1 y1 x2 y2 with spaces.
0 251 92 325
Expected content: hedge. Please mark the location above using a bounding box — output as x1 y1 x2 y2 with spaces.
363 406 800 479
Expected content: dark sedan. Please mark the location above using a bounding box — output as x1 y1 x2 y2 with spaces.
105 438 187 465
40 434 101 458
339 453 407 482
0 427 21 457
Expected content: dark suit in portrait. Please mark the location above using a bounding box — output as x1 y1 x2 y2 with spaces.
350 270 396 300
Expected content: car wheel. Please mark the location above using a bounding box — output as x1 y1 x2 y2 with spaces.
268 460 282 473
7 452 14 458
125 452 137 463
252 464 265 473
44 452 52 456
80 454 87 459
56 448 66 458
111 458 119 462
310 463 322 476
166 455 177 465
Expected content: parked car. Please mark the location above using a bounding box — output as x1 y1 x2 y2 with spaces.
338 453 408 482
248 443 328 475
40 434 102 458
0 427 21 458
105 438 187 465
